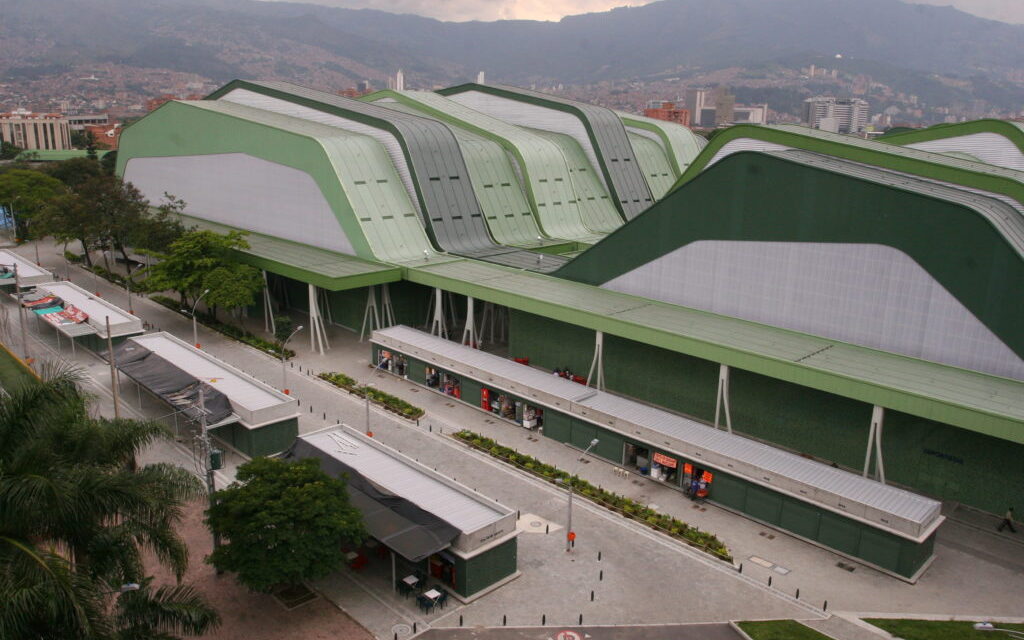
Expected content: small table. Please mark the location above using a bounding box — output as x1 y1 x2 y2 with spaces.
402 575 419 588
423 588 441 601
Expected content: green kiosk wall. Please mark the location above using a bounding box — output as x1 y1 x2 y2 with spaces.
507 309 1024 517
454 538 518 598
374 338 937 579
211 417 298 458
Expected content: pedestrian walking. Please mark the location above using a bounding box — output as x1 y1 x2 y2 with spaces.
997 507 1016 533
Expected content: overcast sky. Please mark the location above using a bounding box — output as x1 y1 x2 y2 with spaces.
258 0 1024 23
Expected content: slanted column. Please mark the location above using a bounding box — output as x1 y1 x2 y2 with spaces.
862 405 886 484
713 363 733 433
360 286 381 342
262 270 276 335
586 330 605 390
429 288 448 339
308 283 329 354
462 296 477 347
380 283 396 327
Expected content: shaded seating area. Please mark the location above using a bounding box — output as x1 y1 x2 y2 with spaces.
288 426 521 603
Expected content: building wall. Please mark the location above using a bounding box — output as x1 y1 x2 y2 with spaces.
1 112 72 150
507 308 1024 516
455 537 517 597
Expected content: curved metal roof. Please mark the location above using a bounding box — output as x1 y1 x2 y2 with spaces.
367 90 609 244
626 131 678 200
881 119 1024 171
616 110 707 178
207 81 564 273
440 83 654 220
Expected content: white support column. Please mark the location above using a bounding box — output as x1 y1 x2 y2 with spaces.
462 296 477 347
360 285 381 342
713 364 733 433
308 283 328 355
320 287 333 325
586 330 605 390
381 283 396 327
262 270 275 335
445 291 459 328
429 288 448 339
480 302 494 344
862 405 886 484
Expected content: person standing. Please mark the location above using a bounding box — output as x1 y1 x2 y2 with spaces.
997 507 1016 533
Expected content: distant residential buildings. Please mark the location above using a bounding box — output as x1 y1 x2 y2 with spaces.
643 100 691 126
733 104 768 125
802 96 869 133
0 108 72 150
84 123 122 149
146 93 203 112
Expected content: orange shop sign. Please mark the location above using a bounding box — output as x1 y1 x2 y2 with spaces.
652 452 677 468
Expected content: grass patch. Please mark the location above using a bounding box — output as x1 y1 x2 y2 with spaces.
453 429 731 562
0 340 37 391
738 620 831 640
865 619 1024 639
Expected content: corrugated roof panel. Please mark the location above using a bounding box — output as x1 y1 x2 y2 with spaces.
372 326 943 536
301 427 509 533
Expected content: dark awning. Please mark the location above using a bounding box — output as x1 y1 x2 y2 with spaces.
106 341 233 424
285 438 460 562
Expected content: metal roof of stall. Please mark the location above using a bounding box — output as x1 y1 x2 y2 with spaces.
35 281 142 338
0 250 53 286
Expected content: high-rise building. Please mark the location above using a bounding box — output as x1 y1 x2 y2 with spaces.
395 69 405 92
643 100 691 126
685 88 714 126
802 96 869 133
714 89 735 126
0 108 72 150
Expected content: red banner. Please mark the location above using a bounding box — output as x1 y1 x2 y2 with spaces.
652 452 677 469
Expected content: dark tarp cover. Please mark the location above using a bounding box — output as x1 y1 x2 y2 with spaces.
285 437 460 562
106 341 233 424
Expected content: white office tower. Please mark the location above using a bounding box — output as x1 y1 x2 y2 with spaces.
477 71 485 84
395 69 405 91
803 96 869 134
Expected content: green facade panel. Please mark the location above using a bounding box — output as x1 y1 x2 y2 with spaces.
818 512 862 556
211 417 298 458
780 497 822 541
543 411 572 443
457 538 518 597
745 484 784 525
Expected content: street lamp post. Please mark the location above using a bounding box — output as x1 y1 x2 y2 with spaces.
974 623 1024 638
279 325 304 395
183 288 211 348
565 438 600 553
364 382 375 435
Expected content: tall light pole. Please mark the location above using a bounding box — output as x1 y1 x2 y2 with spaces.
183 288 211 348
565 438 600 552
364 382 375 436
279 325 303 395
974 623 1024 638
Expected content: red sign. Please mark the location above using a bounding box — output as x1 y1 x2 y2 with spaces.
567 531 576 542
481 388 490 410
683 462 694 475
701 470 714 483
652 452 677 469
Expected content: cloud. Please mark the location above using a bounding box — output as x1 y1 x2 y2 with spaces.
255 0 657 22
255 0 1024 23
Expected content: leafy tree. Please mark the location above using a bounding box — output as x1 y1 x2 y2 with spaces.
0 168 66 239
0 141 22 160
202 264 263 320
132 193 188 255
273 315 294 345
144 230 254 307
85 130 98 160
33 191 102 265
0 366 220 639
45 157 105 189
206 457 365 593
101 149 119 176
75 175 150 271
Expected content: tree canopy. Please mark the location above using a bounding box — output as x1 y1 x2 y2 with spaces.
206 457 365 593
0 169 66 239
144 230 260 310
0 366 220 639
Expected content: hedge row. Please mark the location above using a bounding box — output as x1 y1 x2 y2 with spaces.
318 372 425 420
150 295 295 359
453 429 732 562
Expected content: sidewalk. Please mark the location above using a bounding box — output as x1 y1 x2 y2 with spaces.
8 240 1024 638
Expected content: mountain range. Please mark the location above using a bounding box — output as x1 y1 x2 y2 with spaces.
1 0 1022 107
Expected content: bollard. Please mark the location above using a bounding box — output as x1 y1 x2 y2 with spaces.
823 600 828 612
796 588 800 599
579 614 583 625
768 576 772 587
738 563 743 574
459 615 463 627
598 551 602 562
517 510 520 520
413 623 417 633
309 405 312 413
590 590 594 602
546 524 549 534
429 424 432 432
298 399 301 406
599 570 603 581
542 614 546 626
503 615 507 626
394 634 397 640
323 412 326 420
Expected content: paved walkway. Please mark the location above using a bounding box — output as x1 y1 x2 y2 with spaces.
7 241 1024 640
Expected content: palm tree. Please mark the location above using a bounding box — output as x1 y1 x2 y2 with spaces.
0 364 220 639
